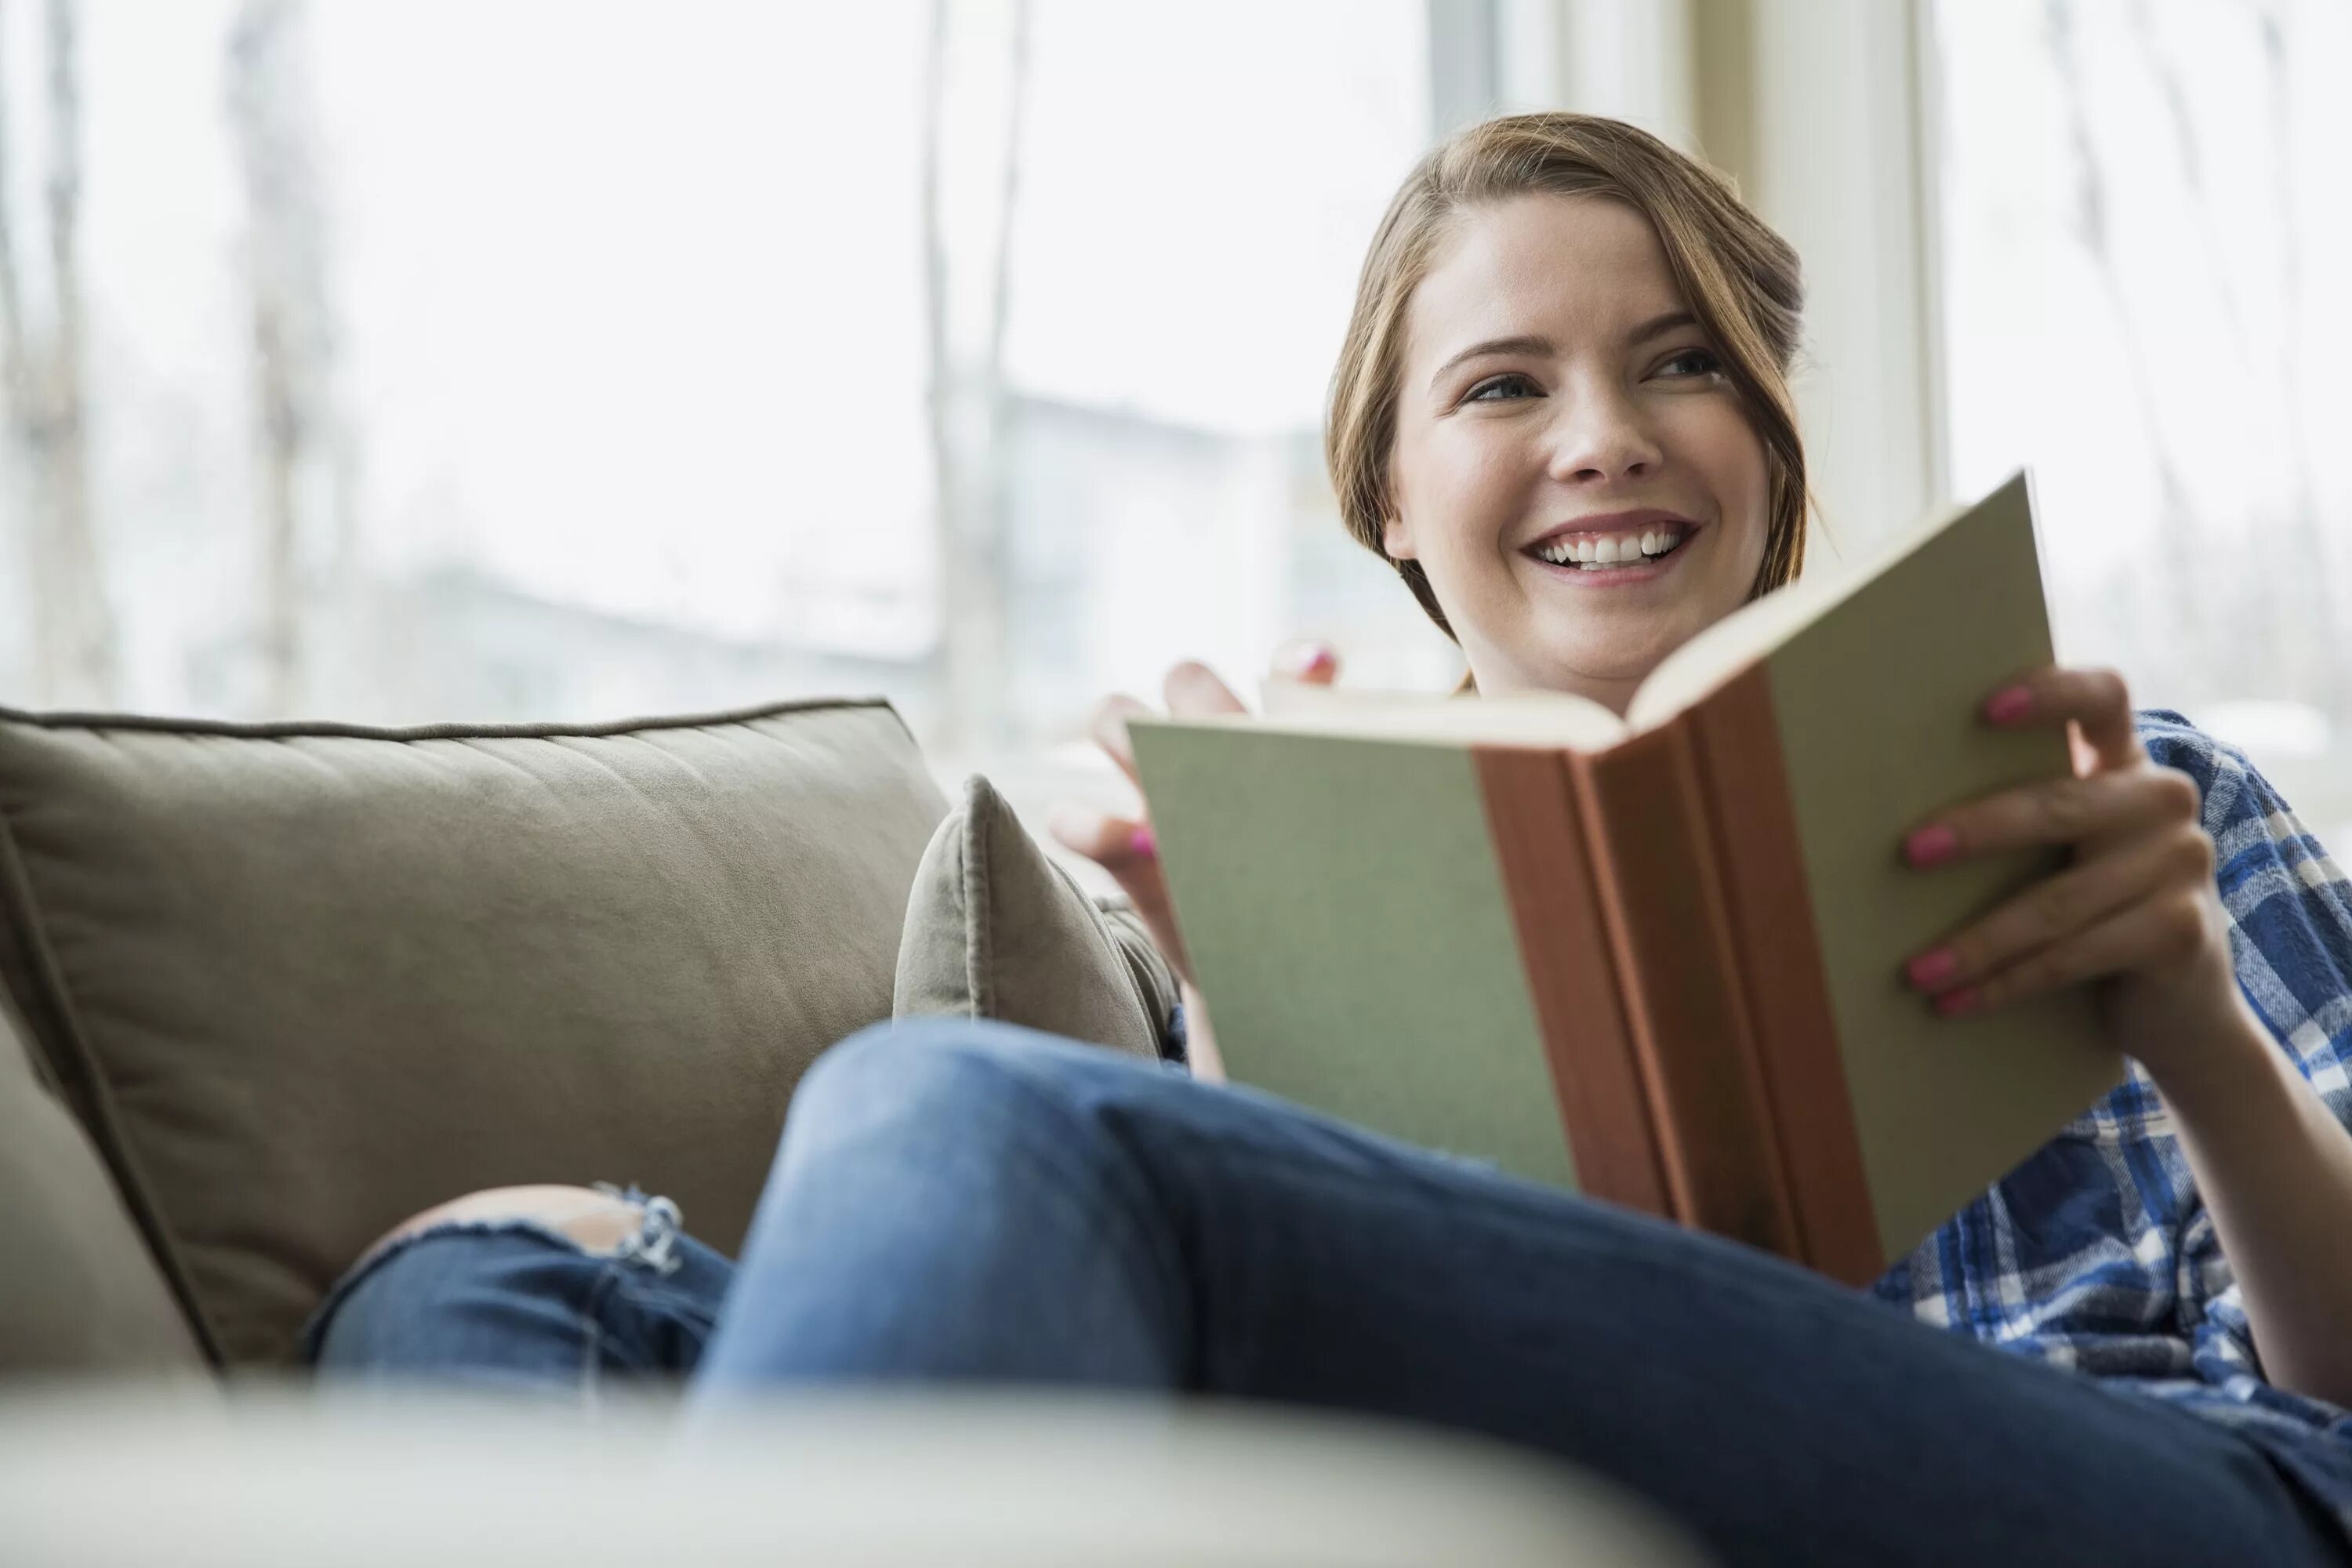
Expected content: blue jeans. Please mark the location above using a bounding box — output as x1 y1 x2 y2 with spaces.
307 1189 735 1395
315 1020 2345 1565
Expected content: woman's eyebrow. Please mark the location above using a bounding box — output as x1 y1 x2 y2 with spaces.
1628 310 1697 346
1427 334 1552 391
1426 312 1700 393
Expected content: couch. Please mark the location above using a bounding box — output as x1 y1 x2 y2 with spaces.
0 694 1700 1564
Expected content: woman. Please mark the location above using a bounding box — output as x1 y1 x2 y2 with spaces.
311 114 2352 1564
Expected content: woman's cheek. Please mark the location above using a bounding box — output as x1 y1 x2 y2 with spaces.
1689 405 1773 539
1418 448 1507 568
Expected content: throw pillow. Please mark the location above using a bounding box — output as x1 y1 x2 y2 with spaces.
894 775 1178 1061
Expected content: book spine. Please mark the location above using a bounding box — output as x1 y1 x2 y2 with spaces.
1471 747 1669 1215
1685 667 1884 1286
1567 728 1799 1258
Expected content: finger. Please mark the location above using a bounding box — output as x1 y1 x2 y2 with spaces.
1088 693 1152 788
1164 659 1249 718
1902 823 2213 997
1269 640 1341 686
1048 804 1192 979
1904 764 2201 864
1921 887 2218 1017
1047 803 1163 887
1984 666 2143 774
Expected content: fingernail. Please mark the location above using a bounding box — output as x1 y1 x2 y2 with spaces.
1128 826 1157 858
1905 948 1959 989
1984 686 2033 724
1933 986 1981 1018
1282 643 1334 677
1904 825 1958 867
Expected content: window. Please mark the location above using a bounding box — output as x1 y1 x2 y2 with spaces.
0 0 1452 794
1930 0 2352 844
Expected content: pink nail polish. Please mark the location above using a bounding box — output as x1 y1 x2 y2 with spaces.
1933 986 1981 1018
1280 644 1334 678
1904 825 1959 867
1984 686 2033 724
1128 826 1157 858
1906 948 1959 989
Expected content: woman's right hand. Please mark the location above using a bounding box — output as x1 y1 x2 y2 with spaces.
1048 641 1340 995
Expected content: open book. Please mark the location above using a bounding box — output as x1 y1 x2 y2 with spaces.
1128 473 2125 1284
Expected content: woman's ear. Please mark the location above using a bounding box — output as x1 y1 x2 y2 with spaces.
1381 515 1417 561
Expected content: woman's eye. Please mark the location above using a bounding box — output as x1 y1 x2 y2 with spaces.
1657 347 1724 379
1463 372 1539 403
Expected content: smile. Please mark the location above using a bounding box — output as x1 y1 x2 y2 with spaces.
1520 515 1699 586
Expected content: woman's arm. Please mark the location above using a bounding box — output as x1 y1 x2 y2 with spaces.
2158 1001 2352 1409
1900 666 2352 1407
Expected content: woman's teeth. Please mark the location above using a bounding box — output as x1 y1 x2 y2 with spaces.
1533 525 1689 569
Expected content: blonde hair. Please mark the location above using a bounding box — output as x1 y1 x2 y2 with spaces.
1326 112 1809 643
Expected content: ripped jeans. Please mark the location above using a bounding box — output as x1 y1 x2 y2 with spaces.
298 1024 2352 1568
304 1185 734 1396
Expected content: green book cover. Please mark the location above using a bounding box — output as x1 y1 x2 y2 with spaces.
1128 722 1581 1191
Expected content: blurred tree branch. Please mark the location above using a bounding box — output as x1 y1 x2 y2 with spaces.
227 0 343 716
921 0 1030 753
0 0 118 707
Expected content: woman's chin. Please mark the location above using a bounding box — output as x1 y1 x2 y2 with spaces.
1524 630 1679 692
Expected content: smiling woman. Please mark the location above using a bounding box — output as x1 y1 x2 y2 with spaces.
1325 115 1805 713
1381 198 1769 705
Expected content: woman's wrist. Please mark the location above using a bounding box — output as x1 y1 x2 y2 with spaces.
2134 988 2281 1124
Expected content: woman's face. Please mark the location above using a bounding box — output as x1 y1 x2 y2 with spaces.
1385 194 1773 710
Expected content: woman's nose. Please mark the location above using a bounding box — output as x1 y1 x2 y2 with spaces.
1542 387 1664 485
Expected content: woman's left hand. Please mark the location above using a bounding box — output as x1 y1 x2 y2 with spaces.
1898 666 2247 1087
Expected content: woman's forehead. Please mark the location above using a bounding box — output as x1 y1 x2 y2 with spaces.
1407 194 1688 359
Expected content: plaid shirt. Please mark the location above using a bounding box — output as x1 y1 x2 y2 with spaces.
1873 710 2352 1539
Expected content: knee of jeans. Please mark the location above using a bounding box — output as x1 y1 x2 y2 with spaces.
784 1017 1112 1161
804 1016 1076 1094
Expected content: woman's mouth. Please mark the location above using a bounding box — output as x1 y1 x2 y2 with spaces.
1522 519 1697 585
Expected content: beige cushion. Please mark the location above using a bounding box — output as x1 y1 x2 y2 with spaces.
0 990 204 1375
894 775 1177 1061
0 699 946 1365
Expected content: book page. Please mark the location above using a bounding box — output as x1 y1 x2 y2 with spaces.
1249 681 1628 750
